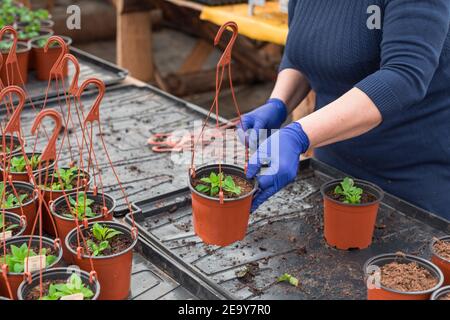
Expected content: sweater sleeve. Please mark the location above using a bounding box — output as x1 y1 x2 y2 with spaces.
355 0 450 119
279 0 298 71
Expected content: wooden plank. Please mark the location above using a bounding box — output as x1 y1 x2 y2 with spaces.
164 0 203 12
178 40 214 74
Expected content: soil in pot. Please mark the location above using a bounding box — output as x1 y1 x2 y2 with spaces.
321 177 383 250
189 164 257 247
380 261 439 292
30 35 71 81
65 222 136 300
0 40 30 85
0 153 54 183
431 236 450 285
0 212 25 238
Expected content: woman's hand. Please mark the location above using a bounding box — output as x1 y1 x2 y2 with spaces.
247 122 310 212
239 98 288 149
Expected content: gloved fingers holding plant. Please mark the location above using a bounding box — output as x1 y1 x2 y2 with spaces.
247 122 310 212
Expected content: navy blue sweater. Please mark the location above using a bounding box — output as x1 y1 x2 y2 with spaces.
280 0 450 220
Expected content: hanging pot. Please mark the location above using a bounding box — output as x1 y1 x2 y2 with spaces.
430 235 450 286
430 285 450 300
321 179 383 250
0 211 26 240
0 152 55 183
0 135 23 162
0 41 30 85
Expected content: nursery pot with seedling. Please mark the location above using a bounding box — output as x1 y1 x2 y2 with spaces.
430 235 450 286
65 221 137 300
50 191 115 263
34 167 91 236
189 164 257 247
1 181 38 235
0 41 30 85
321 178 383 250
430 285 450 300
364 253 444 300
0 152 55 183
17 267 100 300
0 211 26 240
0 135 22 160
30 36 72 81
0 235 63 299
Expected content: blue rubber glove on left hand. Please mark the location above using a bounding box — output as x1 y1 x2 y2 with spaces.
247 122 310 212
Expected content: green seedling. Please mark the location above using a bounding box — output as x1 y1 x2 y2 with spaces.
86 223 123 257
195 172 242 197
0 40 13 52
0 182 27 209
47 167 80 191
67 193 97 220
333 177 363 204
277 273 299 287
0 214 19 232
41 273 94 300
1 243 57 273
10 155 41 173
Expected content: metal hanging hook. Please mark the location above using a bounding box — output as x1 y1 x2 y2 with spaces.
214 21 238 68
31 109 63 162
1 86 26 135
76 78 106 126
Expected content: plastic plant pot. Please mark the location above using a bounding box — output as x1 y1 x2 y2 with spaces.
50 192 115 263
0 152 55 183
65 221 137 300
0 236 63 300
430 235 450 286
17 267 100 300
0 41 30 85
30 35 72 81
1 181 38 235
16 27 53 43
363 253 444 300
0 135 22 161
188 164 257 247
16 19 55 30
320 179 383 250
430 285 450 300
33 167 91 236
1 211 26 239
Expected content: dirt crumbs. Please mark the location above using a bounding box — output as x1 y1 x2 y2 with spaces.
433 238 450 260
326 189 376 204
235 262 260 283
438 292 450 300
25 280 65 300
380 262 438 292
192 173 254 199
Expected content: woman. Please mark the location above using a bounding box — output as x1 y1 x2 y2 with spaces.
241 0 450 220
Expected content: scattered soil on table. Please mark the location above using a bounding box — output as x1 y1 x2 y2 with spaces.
380 262 438 292
326 189 377 204
25 279 65 300
55 200 107 219
433 238 450 260
236 262 260 283
192 173 254 199
438 292 450 300
73 228 133 256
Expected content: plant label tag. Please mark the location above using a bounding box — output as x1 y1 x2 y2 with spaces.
60 293 84 300
24 255 46 273
0 231 12 241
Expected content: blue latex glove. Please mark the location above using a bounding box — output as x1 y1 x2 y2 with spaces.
239 98 288 150
247 122 310 212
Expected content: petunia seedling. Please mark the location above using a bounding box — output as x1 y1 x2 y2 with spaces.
86 223 123 257
195 172 242 197
0 213 19 232
10 155 41 173
67 192 96 220
333 177 363 204
40 273 94 300
1 243 57 273
0 182 28 209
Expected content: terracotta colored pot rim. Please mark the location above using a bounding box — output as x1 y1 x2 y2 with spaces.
0 135 23 156
65 221 137 260
2 211 27 237
1 152 55 176
30 35 72 49
430 285 450 300
363 253 444 295
3 181 38 210
33 167 92 193
50 191 116 222
189 164 258 203
321 178 384 207
0 235 63 276
17 267 100 300
0 41 31 54
430 235 450 263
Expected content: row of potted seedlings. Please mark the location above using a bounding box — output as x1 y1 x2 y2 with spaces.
0 80 137 299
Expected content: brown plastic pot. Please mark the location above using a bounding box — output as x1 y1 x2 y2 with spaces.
188 164 257 247
431 235 450 286
0 135 22 162
0 41 30 85
364 253 444 300
21 28 54 70
430 285 450 300
30 36 72 81
1 211 26 239
2 181 38 235
17 267 100 300
0 152 55 183
0 236 63 300
34 167 91 236
50 192 115 263
65 221 137 300
321 179 383 250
